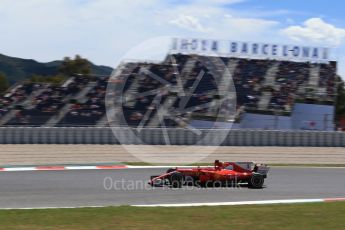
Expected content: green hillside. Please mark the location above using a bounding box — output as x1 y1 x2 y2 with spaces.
0 53 113 84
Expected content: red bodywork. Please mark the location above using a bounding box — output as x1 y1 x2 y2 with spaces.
149 161 267 185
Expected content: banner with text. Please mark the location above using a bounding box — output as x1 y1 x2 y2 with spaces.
171 38 331 63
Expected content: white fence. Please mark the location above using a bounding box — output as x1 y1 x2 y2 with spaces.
0 127 344 147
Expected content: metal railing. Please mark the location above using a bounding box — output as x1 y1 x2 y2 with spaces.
0 127 344 146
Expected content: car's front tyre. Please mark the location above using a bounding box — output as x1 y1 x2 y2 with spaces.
169 172 183 188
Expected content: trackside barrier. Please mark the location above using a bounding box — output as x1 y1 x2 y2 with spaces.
0 127 344 147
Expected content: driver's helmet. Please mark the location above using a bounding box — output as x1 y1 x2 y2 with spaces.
214 160 223 169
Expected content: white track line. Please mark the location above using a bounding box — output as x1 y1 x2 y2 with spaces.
2 167 37 171
2 198 343 210
132 198 345 207
65 166 99 170
0 165 201 172
1 165 344 172
0 165 128 172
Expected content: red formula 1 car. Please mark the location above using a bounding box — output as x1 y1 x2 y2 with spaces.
149 160 269 189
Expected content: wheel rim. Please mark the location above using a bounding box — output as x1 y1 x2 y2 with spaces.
251 176 263 187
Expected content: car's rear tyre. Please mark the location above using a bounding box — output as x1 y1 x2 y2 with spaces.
169 172 183 188
248 174 264 188
184 175 195 186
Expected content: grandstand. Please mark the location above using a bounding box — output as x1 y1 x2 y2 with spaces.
0 53 337 130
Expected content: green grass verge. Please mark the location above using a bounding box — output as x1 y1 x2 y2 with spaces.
1 202 345 230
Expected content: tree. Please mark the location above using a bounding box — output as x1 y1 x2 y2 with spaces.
30 74 66 85
336 76 345 120
59 55 91 76
0 72 9 93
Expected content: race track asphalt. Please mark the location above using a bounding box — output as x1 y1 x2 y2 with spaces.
0 167 345 209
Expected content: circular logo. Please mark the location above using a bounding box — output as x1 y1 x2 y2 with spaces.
106 37 237 164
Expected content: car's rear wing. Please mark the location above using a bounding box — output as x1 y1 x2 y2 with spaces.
256 164 270 176
235 162 270 175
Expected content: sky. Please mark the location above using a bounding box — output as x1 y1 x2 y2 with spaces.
0 0 345 77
